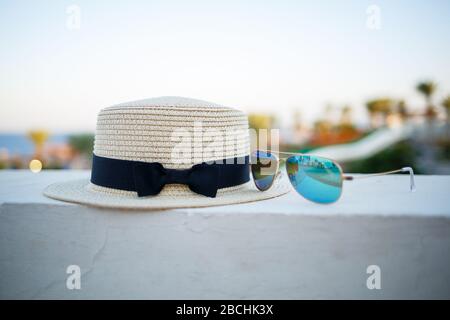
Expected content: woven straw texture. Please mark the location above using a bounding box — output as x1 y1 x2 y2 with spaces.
44 96 290 209
94 97 249 168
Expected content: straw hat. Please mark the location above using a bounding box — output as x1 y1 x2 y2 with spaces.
44 96 290 209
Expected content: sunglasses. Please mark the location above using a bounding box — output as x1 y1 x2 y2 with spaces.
250 150 416 204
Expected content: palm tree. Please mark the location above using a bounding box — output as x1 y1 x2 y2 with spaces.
397 100 408 120
442 96 450 135
442 96 450 121
416 81 437 119
28 130 49 160
366 98 393 128
340 105 353 128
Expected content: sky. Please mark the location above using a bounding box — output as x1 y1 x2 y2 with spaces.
0 0 450 132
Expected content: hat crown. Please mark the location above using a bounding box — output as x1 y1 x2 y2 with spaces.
93 96 250 168
110 96 229 109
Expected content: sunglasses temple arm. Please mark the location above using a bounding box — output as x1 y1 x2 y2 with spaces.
343 167 416 192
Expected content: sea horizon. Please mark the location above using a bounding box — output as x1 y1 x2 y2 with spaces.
0 133 74 156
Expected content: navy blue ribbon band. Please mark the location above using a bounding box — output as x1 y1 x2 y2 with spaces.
90 154 250 198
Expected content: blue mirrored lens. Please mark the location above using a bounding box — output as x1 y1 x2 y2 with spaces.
286 155 342 203
251 151 278 191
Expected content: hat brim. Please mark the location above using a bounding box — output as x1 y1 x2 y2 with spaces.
43 178 291 210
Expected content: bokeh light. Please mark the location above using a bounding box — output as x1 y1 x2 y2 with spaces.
29 159 42 173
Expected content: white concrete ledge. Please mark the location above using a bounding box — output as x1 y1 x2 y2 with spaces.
1 171 450 299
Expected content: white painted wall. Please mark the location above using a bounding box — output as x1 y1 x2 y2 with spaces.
1 171 449 299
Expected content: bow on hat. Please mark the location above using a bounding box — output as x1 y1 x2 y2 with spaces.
132 162 220 198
